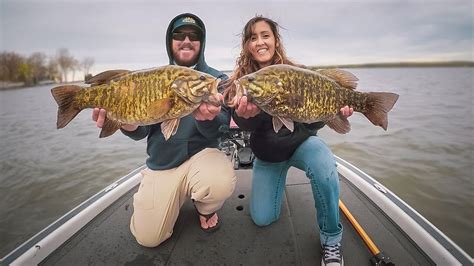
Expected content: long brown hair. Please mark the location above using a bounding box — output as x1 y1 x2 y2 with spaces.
224 16 296 102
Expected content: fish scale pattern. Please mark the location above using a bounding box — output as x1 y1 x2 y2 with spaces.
72 65 217 125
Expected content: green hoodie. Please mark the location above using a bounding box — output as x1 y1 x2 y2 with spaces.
121 13 230 170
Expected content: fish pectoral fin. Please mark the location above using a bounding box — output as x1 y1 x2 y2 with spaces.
272 116 294 132
86 70 131 85
272 117 283 132
147 98 172 119
161 118 180 140
326 113 351 134
99 117 122 138
315 69 359 90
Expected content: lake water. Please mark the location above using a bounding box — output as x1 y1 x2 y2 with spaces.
0 67 473 258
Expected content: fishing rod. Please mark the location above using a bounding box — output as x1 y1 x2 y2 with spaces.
339 199 395 266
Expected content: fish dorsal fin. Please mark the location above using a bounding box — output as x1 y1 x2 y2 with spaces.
147 98 172 119
326 113 351 134
272 116 294 133
161 118 180 140
99 117 122 138
315 69 359 90
86 70 131 85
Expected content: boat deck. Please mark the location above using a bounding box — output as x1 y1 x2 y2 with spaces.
40 168 432 265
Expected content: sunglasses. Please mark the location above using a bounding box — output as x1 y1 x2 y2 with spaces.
172 32 201 41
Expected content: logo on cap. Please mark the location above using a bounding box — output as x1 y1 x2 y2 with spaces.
182 17 196 24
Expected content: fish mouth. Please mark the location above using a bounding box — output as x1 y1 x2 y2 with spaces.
225 80 248 108
207 95 223 106
204 78 223 106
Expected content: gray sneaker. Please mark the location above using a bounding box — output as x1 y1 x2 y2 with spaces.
321 243 344 266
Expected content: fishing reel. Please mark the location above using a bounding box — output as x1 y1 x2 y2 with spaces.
219 119 254 170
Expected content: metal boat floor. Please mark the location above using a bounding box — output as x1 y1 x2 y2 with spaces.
41 168 432 265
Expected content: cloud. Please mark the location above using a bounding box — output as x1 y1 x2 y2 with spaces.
2 0 472 72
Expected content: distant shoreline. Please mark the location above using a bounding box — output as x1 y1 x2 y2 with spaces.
2 61 472 90
308 61 474 69
0 80 83 90
221 61 473 73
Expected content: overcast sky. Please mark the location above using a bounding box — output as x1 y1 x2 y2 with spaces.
1 0 473 73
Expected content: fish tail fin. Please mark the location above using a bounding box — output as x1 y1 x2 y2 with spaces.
363 92 399 130
51 85 82 128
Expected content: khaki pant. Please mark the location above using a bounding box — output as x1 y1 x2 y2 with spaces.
130 148 236 247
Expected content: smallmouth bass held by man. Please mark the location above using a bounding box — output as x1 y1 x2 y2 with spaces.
51 65 221 140
226 64 399 133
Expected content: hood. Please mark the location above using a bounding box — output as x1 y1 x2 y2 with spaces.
166 13 208 71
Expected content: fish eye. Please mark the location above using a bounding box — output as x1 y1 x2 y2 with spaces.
200 75 206 81
248 76 255 82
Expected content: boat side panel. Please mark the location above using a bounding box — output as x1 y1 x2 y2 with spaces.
336 156 470 265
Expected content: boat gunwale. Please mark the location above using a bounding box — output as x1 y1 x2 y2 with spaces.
0 166 146 265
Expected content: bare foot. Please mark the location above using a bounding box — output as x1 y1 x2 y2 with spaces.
199 213 219 229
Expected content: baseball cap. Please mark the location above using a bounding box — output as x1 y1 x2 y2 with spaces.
172 16 204 35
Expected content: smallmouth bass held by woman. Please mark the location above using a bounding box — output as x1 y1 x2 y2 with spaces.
51 65 221 140
226 64 399 133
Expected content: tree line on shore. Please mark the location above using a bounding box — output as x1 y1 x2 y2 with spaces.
0 48 94 86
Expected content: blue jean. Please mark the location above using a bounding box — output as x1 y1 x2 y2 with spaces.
250 136 343 246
